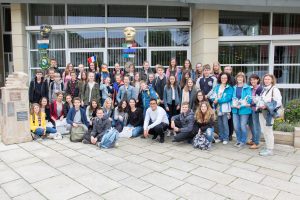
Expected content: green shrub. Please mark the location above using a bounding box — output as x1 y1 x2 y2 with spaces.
284 99 300 123
273 119 295 132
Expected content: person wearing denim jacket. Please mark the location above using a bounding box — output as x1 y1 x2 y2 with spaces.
210 72 233 144
231 72 252 148
248 74 263 149
116 75 136 103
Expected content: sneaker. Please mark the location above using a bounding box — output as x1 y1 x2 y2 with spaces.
246 141 254 145
234 142 241 147
53 133 63 140
82 139 90 144
259 149 273 156
215 139 221 143
159 136 165 143
223 141 228 145
229 135 233 141
166 130 171 137
152 135 158 140
249 144 259 149
96 142 101 147
237 143 245 148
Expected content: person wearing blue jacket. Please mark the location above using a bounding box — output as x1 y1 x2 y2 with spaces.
138 81 159 115
116 75 135 103
231 72 252 148
210 72 234 144
66 97 89 134
178 59 195 82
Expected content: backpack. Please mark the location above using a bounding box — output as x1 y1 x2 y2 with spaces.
193 132 210 150
100 127 119 148
70 126 85 142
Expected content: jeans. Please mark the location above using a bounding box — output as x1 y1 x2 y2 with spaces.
233 114 250 144
218 114 229 141
128 125 143 137
248 112 261 145
204 128 214 143
35 127 57 137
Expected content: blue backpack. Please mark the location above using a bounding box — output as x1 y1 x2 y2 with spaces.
100 128 119 148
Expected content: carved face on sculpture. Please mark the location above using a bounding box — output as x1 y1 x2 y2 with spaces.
124 27 136 42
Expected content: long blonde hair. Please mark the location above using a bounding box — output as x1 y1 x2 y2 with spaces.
195 101 214 123
103 97 113 110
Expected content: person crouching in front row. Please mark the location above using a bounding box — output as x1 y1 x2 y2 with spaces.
82 108 111 145
66 97 89 134
143 98 169 143
171 102 195 143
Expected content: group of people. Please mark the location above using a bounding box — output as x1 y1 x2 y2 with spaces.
29 58 282 156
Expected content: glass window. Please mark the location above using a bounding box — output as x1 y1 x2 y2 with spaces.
280 88 300 106
274 46 300 64
219 44 269 64
107 5 146 23
273 13 300 35
108 49 146 67
70 52 104 67
149 6 190 22
151 50 187 66
107 29 146 47
30 32 65 49
230 66 269 81
68 30 105 48
67 4 105 24
30 50 66 68
3 34 12 52
3 7 11 32
274 65 300 84
219 11 269 36
149 28 189 47
29 4 65 25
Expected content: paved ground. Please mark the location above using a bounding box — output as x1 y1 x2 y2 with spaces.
0 135 300 200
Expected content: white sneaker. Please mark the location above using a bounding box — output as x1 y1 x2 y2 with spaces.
48 133 55 139
215 139 221 143
166 130 171 137
53 133 63 140
223 141 228 145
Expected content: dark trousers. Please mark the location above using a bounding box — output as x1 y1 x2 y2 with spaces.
173 119 194 142
149 122 168 138
167 100 179 128
228 112 233 138
83 132 103 144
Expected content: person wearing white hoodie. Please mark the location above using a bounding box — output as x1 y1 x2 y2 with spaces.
257 74 282 156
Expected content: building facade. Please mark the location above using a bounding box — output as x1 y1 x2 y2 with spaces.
0 0 299 104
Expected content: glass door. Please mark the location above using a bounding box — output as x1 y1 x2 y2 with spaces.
67 50 105 69
271 42 300 103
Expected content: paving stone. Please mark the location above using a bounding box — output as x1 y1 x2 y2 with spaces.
42 154 74 168
173 183 224 200
261 176 300 196
18 141 45 151
249 196 267 200
123 154 148 164
13 190 47 200
290 176 300 184
140 160 169 172
9 157 41 169
2 179 34 197
275 191 300 200
209 155 235 165
142 186 179 200
190 167 236 185
140 151 171 163
0 148 33 163
0 166 20 184
141 172 184 191
115 161 153 178
84 161 113 173
0 143 19 152
162 168 191 180
47 143 69 151
32 175 88 200
189 150 213 159
119 177 152 192
144 145 170 153
184 175 216 190
210 149 251 162
224 167 265 183
107 148 131 158
102 186 151 200
93 153 126 166
231 160 259 172
69 192 103 200
102 169 130 181
77 147 107 158
77 172 120 195
210 184 251 200
257 167 292 181
163 150 197 162
72 155 97 165
229 178 279 200
58 163 94 179
31 148 60 159
293 167 300 176
14 161 61 183
247 157 296 174
119 144 149 154
0 188 11 200
190 157 230 172
163 159 197 172
59 149 81 157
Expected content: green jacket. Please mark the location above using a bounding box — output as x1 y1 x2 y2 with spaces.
81 82 100 105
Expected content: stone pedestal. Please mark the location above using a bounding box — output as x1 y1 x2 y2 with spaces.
0 72 32 144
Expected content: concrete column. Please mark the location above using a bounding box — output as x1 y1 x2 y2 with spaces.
11 3 28 73
191 9 219 66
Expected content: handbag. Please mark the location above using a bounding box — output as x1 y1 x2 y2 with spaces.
265 87 283 118
119 126 134 138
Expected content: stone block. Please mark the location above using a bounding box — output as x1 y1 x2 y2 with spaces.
142 186 179 200
141 172 184 191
